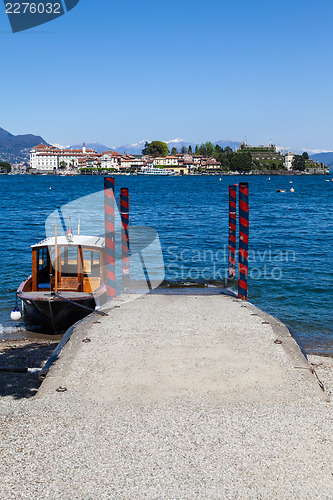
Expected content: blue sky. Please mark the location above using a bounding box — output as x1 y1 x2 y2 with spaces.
1 0 333 151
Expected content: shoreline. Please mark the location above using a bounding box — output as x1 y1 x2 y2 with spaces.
2 171 331 176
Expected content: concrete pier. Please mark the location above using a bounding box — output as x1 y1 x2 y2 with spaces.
0 291 332 498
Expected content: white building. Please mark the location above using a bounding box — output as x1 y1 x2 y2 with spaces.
30 144 99 173
284 153 295 171
100 151 123 171
192 155 204 165
153 156 179 166
120 157 144 170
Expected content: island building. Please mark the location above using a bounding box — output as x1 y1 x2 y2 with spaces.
152 156 179 166
100 150 123 170
30 144 100 173
30 145 142 173
284 152 327 173
304 159 329 174
284 153 295 171
238 141 285 168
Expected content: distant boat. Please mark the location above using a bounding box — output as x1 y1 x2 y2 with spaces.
277 189 286 193
138 167 177 176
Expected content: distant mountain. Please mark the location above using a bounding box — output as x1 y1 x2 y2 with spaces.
69 142 111 154
310 152 333 167
113 139 149 155
215 140 241 150
0 127 49 163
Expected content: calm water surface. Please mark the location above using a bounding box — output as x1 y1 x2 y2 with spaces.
0 174 332 354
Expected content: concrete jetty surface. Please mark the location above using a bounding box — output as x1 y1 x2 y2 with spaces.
0 291 332 498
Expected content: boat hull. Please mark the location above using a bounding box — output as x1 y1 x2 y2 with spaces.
19 292 100 333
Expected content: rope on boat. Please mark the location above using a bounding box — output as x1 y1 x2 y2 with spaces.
54 293 108 316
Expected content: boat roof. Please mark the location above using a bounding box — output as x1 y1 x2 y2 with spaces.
31 234 105 249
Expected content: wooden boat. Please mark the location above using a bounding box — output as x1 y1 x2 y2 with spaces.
17 234 107 332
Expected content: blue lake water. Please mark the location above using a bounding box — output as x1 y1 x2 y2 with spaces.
0 174 332 354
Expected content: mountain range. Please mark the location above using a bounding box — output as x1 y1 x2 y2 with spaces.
0 127 49 162
309 152 333 167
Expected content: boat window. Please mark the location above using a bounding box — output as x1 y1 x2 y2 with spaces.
61 247 78 276
82 250 100 277
38 247 48 272
62 247 78 266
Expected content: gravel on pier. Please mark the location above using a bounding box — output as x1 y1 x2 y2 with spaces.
0 294 332 499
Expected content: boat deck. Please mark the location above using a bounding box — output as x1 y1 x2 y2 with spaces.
20 291 93 300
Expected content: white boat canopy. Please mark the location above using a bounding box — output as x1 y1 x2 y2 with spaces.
31 235 105 250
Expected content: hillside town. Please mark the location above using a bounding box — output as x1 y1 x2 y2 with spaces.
2 141 329 175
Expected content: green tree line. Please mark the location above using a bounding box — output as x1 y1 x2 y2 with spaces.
0 161 11 172
195 142 252 172
292 152 308 171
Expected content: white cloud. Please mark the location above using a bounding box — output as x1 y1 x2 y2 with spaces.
306 148 331 154
166 138 186 144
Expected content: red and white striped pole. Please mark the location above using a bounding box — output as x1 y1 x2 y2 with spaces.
228 185 237 280
120 188 130 280
238 182 249 300
104 177 116 297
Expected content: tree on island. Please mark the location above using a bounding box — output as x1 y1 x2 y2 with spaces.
59 161 67 170
171 147 178 155
188 145 192 154
142 141 169 157
181 145 187 154
194 145 199 154
0 161 11 172
198 141 214 157
214 144 223 155
229 152 252 172
292 155 306 171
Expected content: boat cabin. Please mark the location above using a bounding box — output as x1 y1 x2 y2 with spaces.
27 235 105 294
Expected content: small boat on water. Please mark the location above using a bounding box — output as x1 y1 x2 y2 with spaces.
17 233 107 332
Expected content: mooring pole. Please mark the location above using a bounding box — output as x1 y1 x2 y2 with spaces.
120 188 130 281
104 177 116 298
54 224 58 293
238 182 249 300
228 185 237 280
